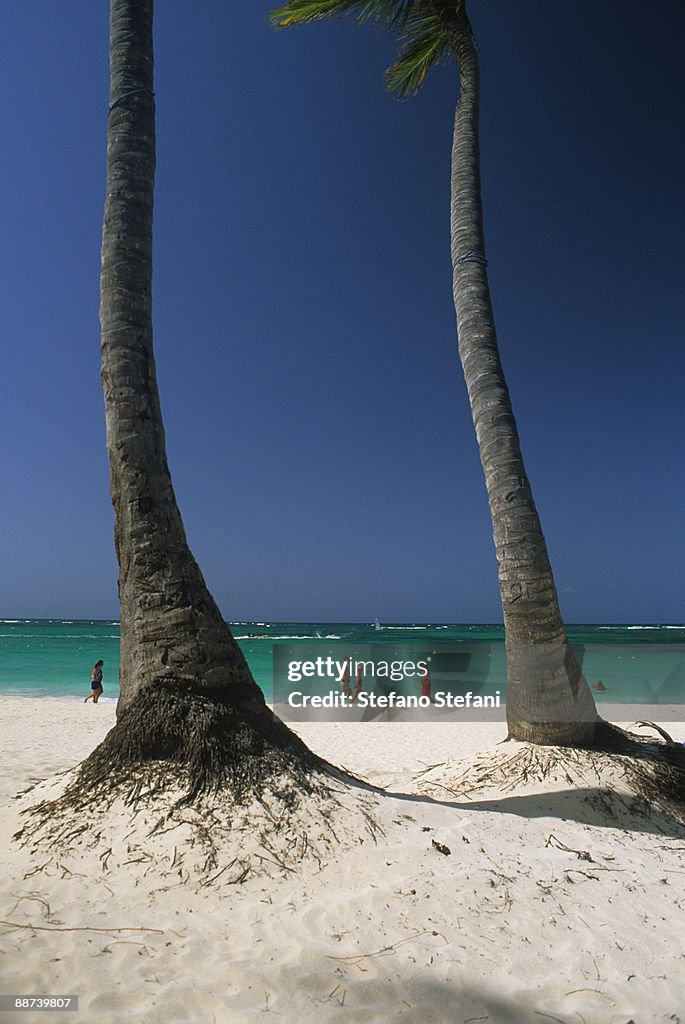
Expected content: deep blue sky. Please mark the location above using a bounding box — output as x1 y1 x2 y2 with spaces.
1 2 682 623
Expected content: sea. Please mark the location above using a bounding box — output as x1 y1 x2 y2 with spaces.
0 619 683 707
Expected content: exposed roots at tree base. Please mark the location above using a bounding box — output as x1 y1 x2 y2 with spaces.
412 719 685 832
14 685 383 884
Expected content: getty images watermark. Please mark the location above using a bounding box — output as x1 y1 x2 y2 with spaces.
272 639 685 722
272 643 504 721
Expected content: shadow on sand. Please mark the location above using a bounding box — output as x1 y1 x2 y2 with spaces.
274 973 634 1024
333 721 685 839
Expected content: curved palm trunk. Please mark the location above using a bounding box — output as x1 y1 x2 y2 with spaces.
101 0 266 720
95 1 321 802
447 6 598 744
93 0 327 812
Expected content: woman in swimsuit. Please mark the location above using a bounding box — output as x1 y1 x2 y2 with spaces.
85 660 104 703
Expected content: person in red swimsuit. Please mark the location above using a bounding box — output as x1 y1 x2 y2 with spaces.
417 665 431 701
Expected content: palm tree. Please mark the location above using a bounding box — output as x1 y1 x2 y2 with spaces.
270 0 599 745
89 0 319 798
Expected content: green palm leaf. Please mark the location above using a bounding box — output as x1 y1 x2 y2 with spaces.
269 0 414 30
385 6 450 99
270 0 450 99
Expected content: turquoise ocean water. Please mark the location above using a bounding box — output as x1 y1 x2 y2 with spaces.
0 619 683 707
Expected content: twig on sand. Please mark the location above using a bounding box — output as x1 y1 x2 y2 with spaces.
545 834 594 862
201 858 238 887
55 862 89 881
7 894 55 922
327 928 439 966
324 984 347 1007
258 840 296 874
414 761 448 779
564 987 613 1003
22 859 53 879
0 920 164 935
634 722 676 745
97 940 154 956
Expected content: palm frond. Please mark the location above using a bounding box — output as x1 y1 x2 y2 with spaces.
270 0 453 100
385 5 450 99
269 0 413 30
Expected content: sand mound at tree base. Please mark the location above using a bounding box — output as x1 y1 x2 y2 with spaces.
411 722 685 834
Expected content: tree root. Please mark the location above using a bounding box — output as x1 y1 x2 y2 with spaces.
14 684 383 883
413 719 685 830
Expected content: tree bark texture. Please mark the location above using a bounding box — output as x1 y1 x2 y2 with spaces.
446 4 598 744
100 0 265 717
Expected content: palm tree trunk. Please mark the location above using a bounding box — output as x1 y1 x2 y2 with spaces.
97 0 317 794
447 5 598 744
101 0 264 717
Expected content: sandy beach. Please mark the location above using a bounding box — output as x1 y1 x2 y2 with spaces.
1 696 684 1024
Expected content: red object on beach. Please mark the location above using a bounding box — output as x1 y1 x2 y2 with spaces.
420 669 431 699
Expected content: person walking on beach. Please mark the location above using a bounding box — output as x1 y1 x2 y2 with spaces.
350 664 363 704
340 656 351 698
416 665 431 702
85 660 104 703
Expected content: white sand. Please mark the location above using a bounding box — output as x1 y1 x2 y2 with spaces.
0 696 684 1024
